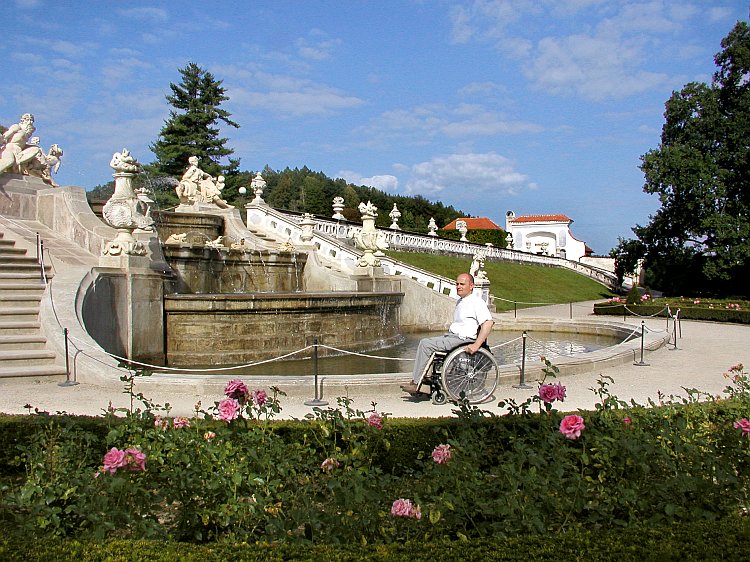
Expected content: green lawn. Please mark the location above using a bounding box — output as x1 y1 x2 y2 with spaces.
386 250 614 312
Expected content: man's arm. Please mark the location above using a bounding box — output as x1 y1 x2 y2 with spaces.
465 319 494 354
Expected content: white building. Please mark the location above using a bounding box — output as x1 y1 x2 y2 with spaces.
505 211 591 262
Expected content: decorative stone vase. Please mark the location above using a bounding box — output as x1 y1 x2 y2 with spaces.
351 201 387 267
102 149 154 256
332 196 345 220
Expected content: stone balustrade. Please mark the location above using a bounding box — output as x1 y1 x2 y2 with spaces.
246 204 620 294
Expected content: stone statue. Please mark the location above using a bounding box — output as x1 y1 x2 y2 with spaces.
101 149 155 256
19 137 64 187
205 236 225 248
175 156 233 208
0 113 36 175
176 156 210 204
469 251 489 282
165 233 188 245
200 174 233 208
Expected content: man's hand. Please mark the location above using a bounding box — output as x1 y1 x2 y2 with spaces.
464 343 481 355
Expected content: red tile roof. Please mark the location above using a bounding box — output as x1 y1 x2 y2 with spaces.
509 214 572 223
442 217 502 230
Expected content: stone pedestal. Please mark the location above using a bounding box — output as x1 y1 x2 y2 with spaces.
82 267 165 366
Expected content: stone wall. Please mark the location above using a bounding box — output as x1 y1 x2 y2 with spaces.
164 292 403 367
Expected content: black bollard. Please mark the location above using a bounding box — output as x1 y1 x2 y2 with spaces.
634 320 649 366
58 327 79 387
305 337 328 406
513 331 532 389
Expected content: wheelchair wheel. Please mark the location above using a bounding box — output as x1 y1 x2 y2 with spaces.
440 347 498 403
431 389 447 405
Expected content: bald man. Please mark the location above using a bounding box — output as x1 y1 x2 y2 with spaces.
401 272 494 394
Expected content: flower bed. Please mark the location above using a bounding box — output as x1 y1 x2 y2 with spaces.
1 364 750 546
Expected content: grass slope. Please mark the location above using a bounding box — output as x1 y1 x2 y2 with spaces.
387 251 613 312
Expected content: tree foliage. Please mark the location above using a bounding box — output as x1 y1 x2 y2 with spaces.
252 166 466 232
613 21 750 297
149 62 240 181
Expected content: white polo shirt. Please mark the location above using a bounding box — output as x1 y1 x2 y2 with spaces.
449 292 492 339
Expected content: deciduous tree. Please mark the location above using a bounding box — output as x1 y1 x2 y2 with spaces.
613 21 750 297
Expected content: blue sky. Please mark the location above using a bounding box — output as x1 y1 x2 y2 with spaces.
1 1 747 254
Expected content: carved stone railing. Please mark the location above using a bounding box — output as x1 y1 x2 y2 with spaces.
245 205 619 293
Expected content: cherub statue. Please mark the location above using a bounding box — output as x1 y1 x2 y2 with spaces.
19 137 63 186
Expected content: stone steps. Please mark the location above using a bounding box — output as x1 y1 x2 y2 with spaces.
0 334 47 350
0 364 69 379
0 228 62 378
0 320 42 336
0 349 57 367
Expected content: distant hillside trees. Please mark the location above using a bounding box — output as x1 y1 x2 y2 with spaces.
613 21 750 298
253 166 464 232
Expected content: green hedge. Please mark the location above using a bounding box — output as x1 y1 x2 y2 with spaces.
593 302 750 323
3 377 750 546
436 228 508 247
2 517 750 561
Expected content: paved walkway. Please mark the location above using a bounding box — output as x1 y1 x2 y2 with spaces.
1 302 748 419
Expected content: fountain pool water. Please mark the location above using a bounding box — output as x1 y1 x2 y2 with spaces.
172 330 623 376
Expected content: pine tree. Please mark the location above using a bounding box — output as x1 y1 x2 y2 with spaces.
150 62 240 179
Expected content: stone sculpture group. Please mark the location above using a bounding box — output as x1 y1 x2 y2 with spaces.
0 113 63 186
175 156 233 209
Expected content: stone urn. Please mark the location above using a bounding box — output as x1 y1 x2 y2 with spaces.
102 149 154 256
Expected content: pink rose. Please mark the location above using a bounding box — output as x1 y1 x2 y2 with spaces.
102 447 127 474
124 447 146 471
623 417 632 425
172 417 191 429
367 411 384 429
539 382 566 403
217 398 240 422
321 457 340 473
391 498 421 519
734 418 750 434
559 414 585 440
224 379 249 400
153 415 169 430
251 389 268 406
431 444 452 464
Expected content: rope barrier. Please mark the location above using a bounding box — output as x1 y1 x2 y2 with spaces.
623 305 670 318
317 343 413 361
66 331 315 373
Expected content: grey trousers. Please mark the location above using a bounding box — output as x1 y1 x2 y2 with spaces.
412 333 470 384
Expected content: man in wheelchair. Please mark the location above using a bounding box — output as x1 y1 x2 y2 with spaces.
401 272 494 396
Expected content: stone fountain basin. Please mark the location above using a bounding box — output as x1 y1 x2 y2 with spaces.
164 291 404 367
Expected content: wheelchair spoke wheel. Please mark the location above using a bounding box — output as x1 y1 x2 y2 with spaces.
440 347 498 403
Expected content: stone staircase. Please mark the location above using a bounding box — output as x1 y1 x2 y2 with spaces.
0 230 67 378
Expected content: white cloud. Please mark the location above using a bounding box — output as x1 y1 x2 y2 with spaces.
116 7 168 22
450 1 702 101
295 31 341 61
403 152 531 197
359 103 542 145
526 32 671 100
338 171 399 192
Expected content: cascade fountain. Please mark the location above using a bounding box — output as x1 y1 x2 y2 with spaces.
145 157 404 368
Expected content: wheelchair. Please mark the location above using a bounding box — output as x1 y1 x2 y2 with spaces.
417 341 499 405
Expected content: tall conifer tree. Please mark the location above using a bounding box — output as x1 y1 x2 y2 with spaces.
150 62 240 179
